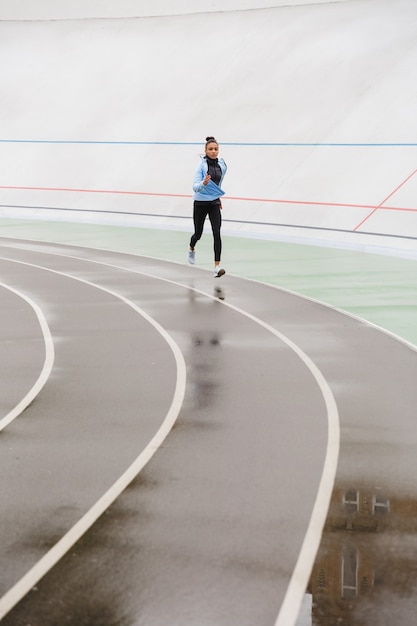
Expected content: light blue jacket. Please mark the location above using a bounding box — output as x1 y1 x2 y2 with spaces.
192 156 227 201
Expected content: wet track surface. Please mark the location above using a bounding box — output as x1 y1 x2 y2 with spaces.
0 239 416 625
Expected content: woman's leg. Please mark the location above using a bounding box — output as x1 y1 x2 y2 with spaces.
208 204 222 263
190 202 207 249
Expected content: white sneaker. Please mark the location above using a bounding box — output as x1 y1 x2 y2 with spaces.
188 249 195 265
214 267 225 277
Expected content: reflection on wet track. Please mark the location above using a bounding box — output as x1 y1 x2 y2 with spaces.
0 239 416 625
309 481 417 625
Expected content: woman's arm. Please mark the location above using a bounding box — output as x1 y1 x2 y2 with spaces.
192 161 209 193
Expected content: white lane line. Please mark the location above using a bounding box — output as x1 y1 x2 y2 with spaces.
184 283 340 626
0 250 339 625
68 253 340 626
0 259 187 620
274 364 339 625
0 283 55 432
131 270 339 626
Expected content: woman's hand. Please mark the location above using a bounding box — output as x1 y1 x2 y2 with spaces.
203 173 211 186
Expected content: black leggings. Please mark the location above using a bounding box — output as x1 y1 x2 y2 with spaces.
190 200 222 262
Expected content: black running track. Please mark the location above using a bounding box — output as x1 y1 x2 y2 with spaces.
0 239 416 626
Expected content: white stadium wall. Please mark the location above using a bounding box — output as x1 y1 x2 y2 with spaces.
1 0 416 256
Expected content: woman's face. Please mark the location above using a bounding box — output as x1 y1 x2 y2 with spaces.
205 142 219 158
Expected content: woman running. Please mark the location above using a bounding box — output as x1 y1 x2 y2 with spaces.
188 136 227 277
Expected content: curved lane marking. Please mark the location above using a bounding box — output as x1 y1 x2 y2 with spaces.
126 267 340 626
0 258 187 620
1 247 340 625
0 283 55 432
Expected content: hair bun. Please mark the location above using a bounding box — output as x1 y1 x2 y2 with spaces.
206 136 216 142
